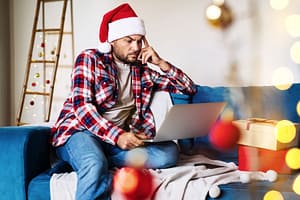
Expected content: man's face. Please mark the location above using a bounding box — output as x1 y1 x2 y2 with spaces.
111 34 143 64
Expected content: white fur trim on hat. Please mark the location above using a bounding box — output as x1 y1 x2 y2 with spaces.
98 41 112 53
108 17 146 42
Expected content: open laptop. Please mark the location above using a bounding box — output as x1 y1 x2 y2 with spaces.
143 102 226 142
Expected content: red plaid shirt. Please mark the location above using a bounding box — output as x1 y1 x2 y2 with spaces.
51 49 197 147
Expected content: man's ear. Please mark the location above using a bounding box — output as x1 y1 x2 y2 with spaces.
110 41 115 47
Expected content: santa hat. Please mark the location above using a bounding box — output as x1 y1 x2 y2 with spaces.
98 3 146 53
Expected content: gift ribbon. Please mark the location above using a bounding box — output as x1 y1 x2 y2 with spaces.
246 118 278 130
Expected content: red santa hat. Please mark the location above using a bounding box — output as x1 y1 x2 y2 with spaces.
98 3 146 53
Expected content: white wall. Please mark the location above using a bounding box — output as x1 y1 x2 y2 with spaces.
11 0 300 124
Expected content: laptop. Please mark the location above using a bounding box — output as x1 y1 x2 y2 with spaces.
143 102 226 142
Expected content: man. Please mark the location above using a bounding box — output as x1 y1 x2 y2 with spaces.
51 3 197 200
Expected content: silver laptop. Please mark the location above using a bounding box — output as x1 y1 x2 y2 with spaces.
144 102 226 142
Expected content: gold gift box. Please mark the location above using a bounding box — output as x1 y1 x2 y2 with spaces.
233 118 299 150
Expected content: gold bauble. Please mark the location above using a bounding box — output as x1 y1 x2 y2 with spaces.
206 3 234 30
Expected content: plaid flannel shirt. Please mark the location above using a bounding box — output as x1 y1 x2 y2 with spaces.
51 49 197 147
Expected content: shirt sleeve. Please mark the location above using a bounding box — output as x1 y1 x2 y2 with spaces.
150 63 197 95
71 51 124 145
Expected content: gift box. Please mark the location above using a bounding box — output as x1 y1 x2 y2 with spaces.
233 118 299 150
238 145 292 174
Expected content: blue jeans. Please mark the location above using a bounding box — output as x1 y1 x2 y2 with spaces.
55 130 179 200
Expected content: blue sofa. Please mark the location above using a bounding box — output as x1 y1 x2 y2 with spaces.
1 83 300 200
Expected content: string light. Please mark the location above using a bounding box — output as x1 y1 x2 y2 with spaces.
285 14 300 37
269 0 289 10
290 41 300 64
271 67 294 90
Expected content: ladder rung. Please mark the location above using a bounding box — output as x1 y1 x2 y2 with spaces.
31 60 56 64
25 91 51 96
43 0 65 2
17 122 30 126
46 31 73 35
36 28 61 33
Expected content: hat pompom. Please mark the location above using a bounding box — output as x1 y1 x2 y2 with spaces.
98 42 111 53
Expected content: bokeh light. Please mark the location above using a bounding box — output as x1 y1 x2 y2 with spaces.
293 174 300 195
205 2 233 30
270 0 289 10
209 120 241 151
126 148 148 168
220 107 234 121
114 168 138 194
263 190 284 200
297 101 300 117
285 148 300 169
272 67 294 90
275 120 296 144
290 41 300 64
113 167 154 200
206 4 221 20
285 14 300 37
212 0 225 6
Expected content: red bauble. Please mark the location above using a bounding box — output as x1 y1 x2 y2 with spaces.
209 120 241 151
113 167 154 200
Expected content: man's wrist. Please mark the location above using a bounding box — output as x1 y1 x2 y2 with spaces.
158 59 171 71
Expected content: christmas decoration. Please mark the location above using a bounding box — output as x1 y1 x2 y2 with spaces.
98 3 146 53
113 167 154 200
209 120 241 151
205 0 233 30
29 100 35 106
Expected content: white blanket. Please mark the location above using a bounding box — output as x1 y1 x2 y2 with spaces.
50 154 276 200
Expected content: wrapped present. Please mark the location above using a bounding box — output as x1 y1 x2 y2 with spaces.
238 145 292 174
233 118 299 150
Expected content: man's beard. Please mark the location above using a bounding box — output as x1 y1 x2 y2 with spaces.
113 51 140 65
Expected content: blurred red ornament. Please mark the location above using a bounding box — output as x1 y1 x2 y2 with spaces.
113 167 154 200
209 120 241 151
31 82 37 87
46 80 50 84
41 42 45 48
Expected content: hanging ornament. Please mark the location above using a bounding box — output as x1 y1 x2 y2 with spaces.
38 51 44 57
51 46 56 55
34 73 40 78
46 79 51 84
40 42 45 48
31 82 37 87
29 100 35 106
205 0 234 30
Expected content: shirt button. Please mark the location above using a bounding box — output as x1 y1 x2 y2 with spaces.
143 87 147 91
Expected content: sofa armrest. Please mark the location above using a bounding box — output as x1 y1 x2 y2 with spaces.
0 126 51 200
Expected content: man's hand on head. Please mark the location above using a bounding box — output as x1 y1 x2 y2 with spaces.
138 37 171 71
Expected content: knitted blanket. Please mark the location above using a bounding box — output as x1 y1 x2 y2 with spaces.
50 154 276 200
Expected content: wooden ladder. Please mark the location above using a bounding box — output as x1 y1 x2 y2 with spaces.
16 0 74 125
